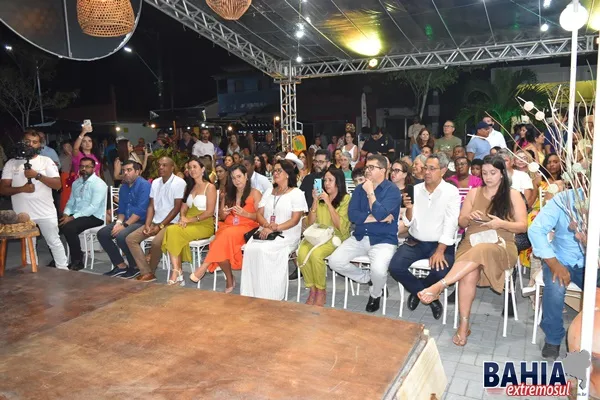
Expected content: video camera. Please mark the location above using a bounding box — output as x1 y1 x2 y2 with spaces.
12 141 39 184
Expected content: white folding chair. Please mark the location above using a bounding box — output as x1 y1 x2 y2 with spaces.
330 255 389 315
539 187 548 209
531 270 582 344
81 186 115 270
397 232 461 325
345 180 356 194
502 268 519 337
180 190 220 286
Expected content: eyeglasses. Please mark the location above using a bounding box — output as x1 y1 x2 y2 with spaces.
455 162 468 167
443 125 454 128
391 168 404 174
79 165 94 169
273 168 284 174
365 165 385 171
424 166 441 172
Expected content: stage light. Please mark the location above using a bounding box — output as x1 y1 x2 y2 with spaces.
296 55 303 63
115 126 121 132
295 30 304 39
344 32 382 56
543 0 551 8
201 123 206 127
123 46 133 53
275 116 280 121
560 3 588 31
227 126 233 131
589 11 600 31
540 23 549 32
187 126 191 130
4 45 12 51
150 123 156 129
368 58 378 67
169 127 173 131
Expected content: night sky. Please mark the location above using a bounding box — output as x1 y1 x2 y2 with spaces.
0 5 235 120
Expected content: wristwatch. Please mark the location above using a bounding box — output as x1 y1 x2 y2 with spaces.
159 223 165 230
36 173 42 180
123 222 129 228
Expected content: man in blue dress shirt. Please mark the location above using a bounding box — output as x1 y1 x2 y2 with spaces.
528 189 597 360
328 154 402 313
99 160 151 279
59 157 107 271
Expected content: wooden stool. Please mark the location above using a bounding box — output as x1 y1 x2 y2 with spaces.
0 228 40 277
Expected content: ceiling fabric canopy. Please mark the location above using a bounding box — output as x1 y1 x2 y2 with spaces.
146 0 597 78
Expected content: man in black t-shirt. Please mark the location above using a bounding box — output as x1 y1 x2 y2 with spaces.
361 128 395 159
299 149 331 209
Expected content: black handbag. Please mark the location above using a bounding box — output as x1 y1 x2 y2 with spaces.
515 192 532 252
252 230 284 241
243 227 260 243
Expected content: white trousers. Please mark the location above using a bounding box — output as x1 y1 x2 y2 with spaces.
328 236 396 298
26 217 68 269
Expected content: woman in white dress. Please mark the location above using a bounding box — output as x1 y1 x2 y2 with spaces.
241 160 307 300
343 131 359 167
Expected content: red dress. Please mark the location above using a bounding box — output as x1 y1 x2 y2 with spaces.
205 196 259 272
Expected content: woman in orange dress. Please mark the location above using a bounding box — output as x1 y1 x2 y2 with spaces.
189 163 261 293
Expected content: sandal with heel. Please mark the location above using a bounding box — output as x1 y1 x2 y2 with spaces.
168 269 184 286
418 279 448 304
453 316 471 347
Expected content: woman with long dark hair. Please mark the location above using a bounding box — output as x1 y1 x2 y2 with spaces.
214 163 228 194
411 127 435 160
162 157 217 285
240 160 307 300
189 164 261 293
298 166 350 306
113 139 149 181
523 126 545 164
72 127 102 175
254 155 266 175
417 155 527 346
513 124 529 153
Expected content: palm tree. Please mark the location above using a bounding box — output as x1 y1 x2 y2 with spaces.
455 68 547 140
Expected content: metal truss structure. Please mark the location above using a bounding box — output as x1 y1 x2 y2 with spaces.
278 63 300 149
286 36 598 79
144 0 281 77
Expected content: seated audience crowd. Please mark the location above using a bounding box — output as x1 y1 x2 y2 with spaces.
1 115 592 361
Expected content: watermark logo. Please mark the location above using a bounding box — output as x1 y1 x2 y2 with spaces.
483 350 590 397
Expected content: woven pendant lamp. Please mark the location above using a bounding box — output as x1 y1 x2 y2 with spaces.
206 0 252 20
77 0 135 37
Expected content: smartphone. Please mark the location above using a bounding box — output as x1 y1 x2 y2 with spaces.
314 178 323 195
145 143 153 153
83 119 91 127
403 184 414 202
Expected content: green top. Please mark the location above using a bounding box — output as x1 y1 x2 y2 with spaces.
434 135 462 155
316 194 351 241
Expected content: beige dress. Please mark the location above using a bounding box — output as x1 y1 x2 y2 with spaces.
455 188 517 293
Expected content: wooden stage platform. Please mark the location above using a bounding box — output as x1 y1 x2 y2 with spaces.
0 268 446 399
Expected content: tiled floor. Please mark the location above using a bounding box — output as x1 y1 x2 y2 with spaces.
3 239 576 400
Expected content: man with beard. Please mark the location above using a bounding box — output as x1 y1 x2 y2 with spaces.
58 157 108 271
0 130 68 269
299 149 331 209
99 161 151 279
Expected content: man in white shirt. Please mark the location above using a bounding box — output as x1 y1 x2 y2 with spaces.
192 129 215 157
389 153 460 319
0 130 68 269
497 148 534 206
125 157 186 282
242 155 272 195
483 116 507 149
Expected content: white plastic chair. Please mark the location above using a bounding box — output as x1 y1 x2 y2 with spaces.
397 232 461 325
531 270 582 344
81 186 115 270
330 255 389 315
345 180 356 194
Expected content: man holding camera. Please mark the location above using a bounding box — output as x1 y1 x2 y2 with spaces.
0 130 68 269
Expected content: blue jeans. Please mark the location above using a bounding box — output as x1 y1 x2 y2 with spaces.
389 239 455 296
540 261 586 345
97 222 143 269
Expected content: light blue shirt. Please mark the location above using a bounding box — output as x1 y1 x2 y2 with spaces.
528 189 585 269
64 174 107 221
40 146 61 169
466 136 491 160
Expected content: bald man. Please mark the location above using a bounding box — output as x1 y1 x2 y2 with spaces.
126 157 187 282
